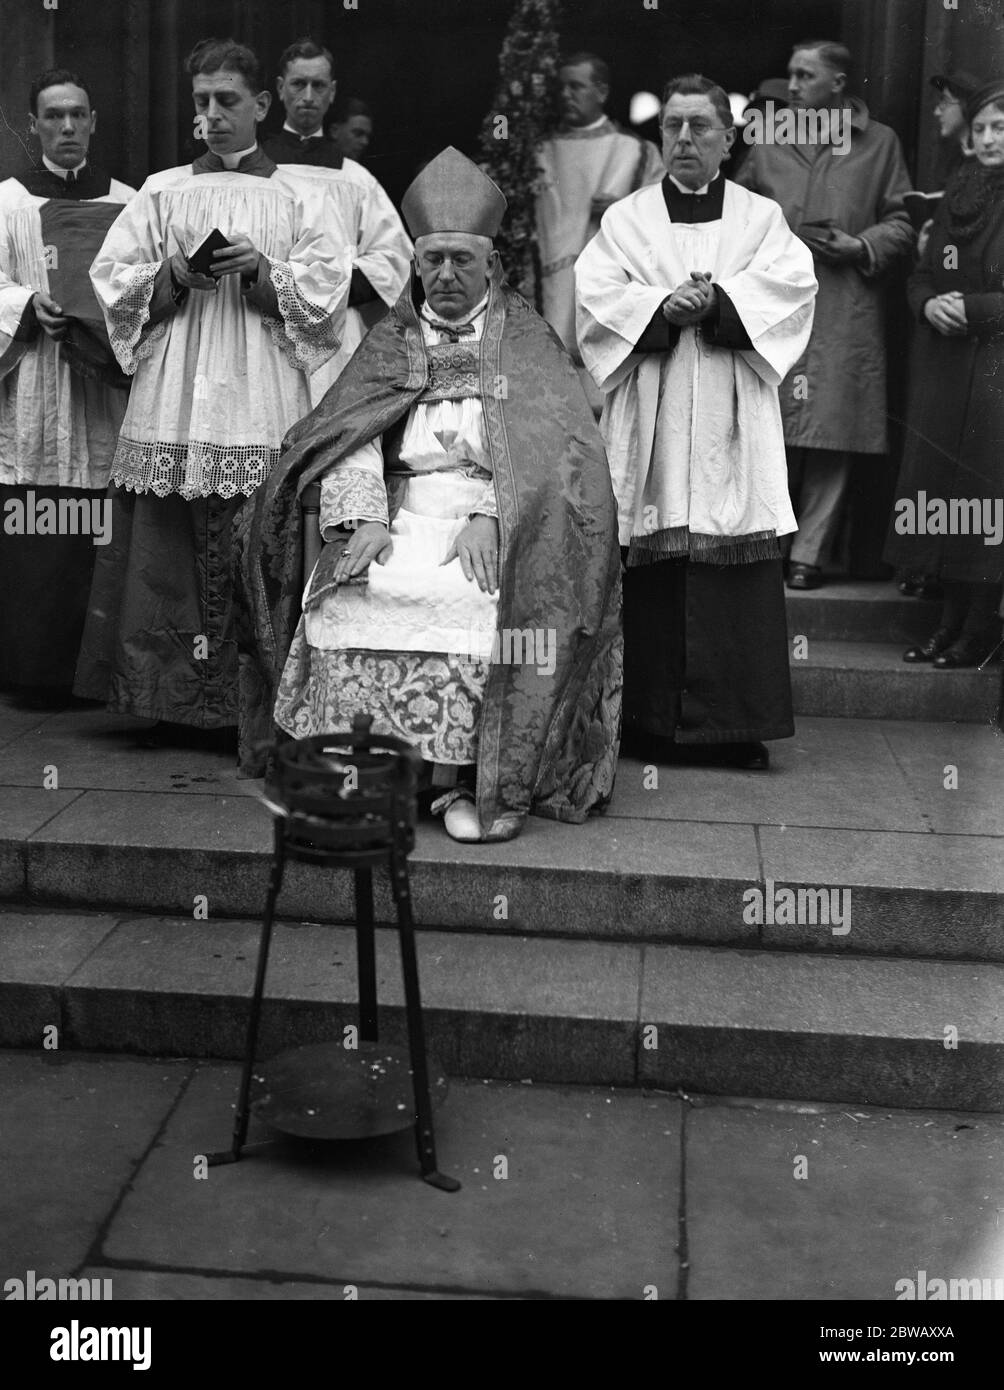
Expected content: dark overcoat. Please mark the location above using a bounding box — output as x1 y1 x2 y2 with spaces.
885 170 1004 584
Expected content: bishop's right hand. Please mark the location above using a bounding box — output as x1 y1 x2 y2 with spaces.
334 521 393 581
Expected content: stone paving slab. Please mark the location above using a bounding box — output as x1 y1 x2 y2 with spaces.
78 1267 502 1299
640 945 1004 1110
0 706 255 797
0 703 52 747
881 720 1004 838
0 1051 191 1277
0 786 83 896
612 717 926 833
684 1099 1004 1300
0 910 118 1046
4 1047 1002 1302
102 1069 681 1300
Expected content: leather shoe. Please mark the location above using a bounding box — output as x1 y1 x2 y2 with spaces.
786 562 822 590
903 628 957 664
932 637 997 670
710 741 770 770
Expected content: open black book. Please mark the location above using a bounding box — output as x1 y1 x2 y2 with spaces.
187 228 231 276
903 191 943 232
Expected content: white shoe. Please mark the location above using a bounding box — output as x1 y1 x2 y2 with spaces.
443 797 483 842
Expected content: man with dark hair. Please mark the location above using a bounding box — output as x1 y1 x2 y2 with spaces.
576 73 817 770
0 67 135 703
262 37 339 169
736 38 914 590
329 97 373 164
74 39 349 745
535 50 663 409
262 38 411 402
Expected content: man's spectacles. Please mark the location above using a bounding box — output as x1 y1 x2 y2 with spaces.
662 119 728 140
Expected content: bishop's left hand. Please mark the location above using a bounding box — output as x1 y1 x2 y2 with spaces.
442 515 499 595
211 233 262 280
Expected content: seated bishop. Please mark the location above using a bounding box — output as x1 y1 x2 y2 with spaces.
239 147 623 843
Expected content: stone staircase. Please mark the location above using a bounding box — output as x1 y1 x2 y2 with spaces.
788 580 1000 722
0 581 1001 1111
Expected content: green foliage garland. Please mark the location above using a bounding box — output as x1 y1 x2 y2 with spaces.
478 0 563 304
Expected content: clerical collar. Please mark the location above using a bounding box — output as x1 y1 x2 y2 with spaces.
560 114 611 135
662 172 725 225
192 145 276 179
421 292 489 336
218 142 259 170
42 153 87 179
667 172 720 196
282 121 324 141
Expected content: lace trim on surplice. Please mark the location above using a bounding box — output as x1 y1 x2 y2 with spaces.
263 256 341 376
105 262 170 375
319 467 389 532
110 438 278 499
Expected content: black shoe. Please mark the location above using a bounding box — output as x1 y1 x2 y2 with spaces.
786 562 823 591
674 741 770 770
933 636 1001 670
903 628 958 664
722 741 770 770
898 575 943 600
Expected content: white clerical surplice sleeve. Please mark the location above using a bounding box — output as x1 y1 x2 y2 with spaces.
353 181 412 308
260 181 350 376
574 220 672 394
89 183 168 376
714 200 817 387
0 231 35 380
319 436 389 538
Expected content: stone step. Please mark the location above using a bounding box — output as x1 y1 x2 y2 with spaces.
791 641 1000 723
5 795 1004 961
2 909 1001 1110
785 581 939 644
3 717 1002 962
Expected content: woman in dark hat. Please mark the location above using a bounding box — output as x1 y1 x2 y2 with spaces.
885 79 1004 670
930 71 982 181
